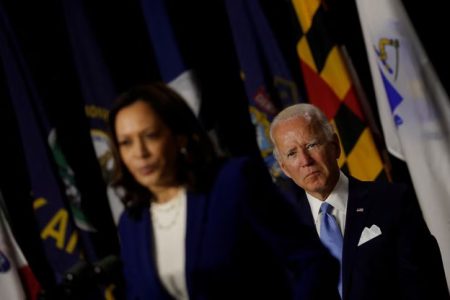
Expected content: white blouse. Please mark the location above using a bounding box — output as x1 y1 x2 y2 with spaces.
151 188 189 300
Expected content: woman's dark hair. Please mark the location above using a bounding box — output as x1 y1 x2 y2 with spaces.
108 82 219 217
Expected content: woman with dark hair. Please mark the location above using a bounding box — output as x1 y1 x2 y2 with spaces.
109 82 339 300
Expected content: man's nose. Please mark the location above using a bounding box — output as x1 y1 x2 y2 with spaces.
299 148 313 166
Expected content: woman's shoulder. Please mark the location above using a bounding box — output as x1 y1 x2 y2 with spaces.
118 206 148 230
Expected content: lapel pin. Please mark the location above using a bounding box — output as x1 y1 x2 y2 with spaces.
356 208 364 213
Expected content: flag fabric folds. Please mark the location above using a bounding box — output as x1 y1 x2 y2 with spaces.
356 0 450 286
62 0 124 225
291 0 384 181
0 197 41 300
0 3 89 283
139 0 201 116
225 0 302 179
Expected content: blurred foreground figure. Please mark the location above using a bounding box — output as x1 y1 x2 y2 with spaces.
108 83 339 300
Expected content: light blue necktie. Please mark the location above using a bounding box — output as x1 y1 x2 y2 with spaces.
320 202 343 298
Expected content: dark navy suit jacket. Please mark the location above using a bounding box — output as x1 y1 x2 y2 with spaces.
285 176 449 300
118 157 340 300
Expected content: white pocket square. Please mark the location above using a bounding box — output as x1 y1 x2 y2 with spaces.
358 224 382 246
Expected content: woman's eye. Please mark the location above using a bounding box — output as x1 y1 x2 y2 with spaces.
118 139 131 147
144 131 159 140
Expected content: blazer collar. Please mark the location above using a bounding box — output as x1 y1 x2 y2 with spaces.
289 177 372 299
145 192 208 299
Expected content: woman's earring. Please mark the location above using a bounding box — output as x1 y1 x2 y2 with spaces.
180 147 188 155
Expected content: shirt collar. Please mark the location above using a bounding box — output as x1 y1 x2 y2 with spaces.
306 171 348 221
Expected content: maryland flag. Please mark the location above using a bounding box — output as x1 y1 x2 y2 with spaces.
292 0 384 180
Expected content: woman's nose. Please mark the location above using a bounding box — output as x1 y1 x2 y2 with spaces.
135 138 150 158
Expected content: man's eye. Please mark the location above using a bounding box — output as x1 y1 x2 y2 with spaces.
287 151 296 158
306 143 318 151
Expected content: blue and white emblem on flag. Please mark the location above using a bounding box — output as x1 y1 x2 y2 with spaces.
0 250 11 272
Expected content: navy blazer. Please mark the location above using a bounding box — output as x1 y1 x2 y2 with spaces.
118 156 340 300
286 176 449 300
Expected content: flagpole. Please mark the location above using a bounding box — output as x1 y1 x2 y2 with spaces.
340 45 393 182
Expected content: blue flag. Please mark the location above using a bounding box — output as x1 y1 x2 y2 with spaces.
62 0 124 225
139 0 201 116
225 0 302 178
0 3 85 283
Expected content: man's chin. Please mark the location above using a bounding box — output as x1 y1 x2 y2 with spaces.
304 179 326 192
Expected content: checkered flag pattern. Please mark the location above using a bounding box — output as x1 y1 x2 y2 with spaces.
292 0 384 181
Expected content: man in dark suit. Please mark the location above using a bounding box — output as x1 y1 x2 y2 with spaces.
269 103 449 300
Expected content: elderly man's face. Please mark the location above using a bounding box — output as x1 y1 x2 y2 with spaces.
272 116 341 200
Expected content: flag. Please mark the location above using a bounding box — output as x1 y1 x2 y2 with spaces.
139 0 201 116
0 194 41 300
62 0 124 225
291 0 384 181
355 0 450 286
225 0 302 179
0 3 91 283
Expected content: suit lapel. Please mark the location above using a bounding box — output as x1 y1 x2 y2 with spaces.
342 178 371 299
185 192 208 297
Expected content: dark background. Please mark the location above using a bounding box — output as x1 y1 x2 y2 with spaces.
0 0 447 293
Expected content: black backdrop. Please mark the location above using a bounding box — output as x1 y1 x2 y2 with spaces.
0 0 448 292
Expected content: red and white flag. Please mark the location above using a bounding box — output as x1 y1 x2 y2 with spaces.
0 207 41 300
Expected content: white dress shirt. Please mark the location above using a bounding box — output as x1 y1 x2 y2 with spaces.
306 171 349 236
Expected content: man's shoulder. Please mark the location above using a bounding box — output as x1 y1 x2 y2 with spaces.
348 176 415 212
349 176 409 193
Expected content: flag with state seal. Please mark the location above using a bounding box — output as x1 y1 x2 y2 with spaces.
0 2 96 284
225 0 302 180
62 0 124 225
356 0 450 288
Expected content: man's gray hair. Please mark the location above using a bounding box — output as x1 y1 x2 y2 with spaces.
269 103 335 160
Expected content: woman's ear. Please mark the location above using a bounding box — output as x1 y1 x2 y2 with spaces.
177 135 188 151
